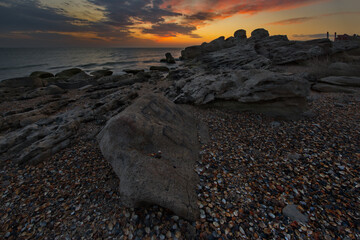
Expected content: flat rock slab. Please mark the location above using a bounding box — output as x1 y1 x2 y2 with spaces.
319 76 360 87
98 94 200 221
282 204 308 223
312 83 358 93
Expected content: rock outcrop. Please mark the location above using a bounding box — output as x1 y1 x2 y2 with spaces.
180 28 356 65
166 69 310 118
172 27 360 117
98 94 200 221
0 89 138 165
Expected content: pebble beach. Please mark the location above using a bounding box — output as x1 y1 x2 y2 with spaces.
1 92 359 239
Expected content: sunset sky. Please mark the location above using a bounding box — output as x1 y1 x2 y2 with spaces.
0 0 359 47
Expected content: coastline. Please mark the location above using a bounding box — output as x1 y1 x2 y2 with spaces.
1 28 360 239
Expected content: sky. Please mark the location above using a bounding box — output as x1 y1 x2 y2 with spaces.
0 0 359 47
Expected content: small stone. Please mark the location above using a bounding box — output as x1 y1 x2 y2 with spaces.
40 221 47 227
108 223 113 231
270 121 281 128
338 165 345 170
166 231 172 238
171 215 179 221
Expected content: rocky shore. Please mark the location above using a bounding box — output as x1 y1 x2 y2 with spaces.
1 28 360 239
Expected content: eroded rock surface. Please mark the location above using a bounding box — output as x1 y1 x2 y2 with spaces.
166 68 310 118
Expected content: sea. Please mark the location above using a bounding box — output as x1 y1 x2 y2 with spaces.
0 48 182 81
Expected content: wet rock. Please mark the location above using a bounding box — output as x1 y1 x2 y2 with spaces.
67 72 93 82
90 69 113 78
149 66 170 72
123 69 144 74
30 71 54 79
98 94 200 220
55 68 83 78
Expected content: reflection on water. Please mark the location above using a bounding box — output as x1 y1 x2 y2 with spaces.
0 48 182 80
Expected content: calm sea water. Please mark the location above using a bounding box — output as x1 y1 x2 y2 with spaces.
0 48 182 81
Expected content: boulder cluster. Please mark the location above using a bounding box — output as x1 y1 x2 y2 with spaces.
166 28 360 118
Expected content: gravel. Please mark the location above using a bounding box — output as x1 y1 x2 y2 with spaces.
1 92 359 239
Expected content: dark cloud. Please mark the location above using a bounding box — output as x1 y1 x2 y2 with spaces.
90 0 181 25
186 12 218 21
0 0 198 47
142 23 200 38
0 0 81 33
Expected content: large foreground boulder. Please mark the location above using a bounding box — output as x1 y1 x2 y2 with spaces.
98 94 200 221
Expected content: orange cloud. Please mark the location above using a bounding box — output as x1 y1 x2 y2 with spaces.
268 11 360 25
162 0 329 16
160 0 331 29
